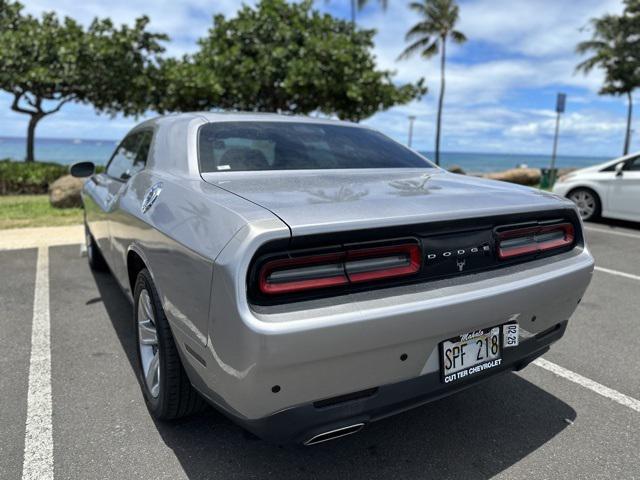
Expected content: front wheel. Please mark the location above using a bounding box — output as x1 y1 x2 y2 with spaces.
568 188 601 221
133 268 206 419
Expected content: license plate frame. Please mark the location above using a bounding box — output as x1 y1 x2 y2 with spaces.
439 324 507 384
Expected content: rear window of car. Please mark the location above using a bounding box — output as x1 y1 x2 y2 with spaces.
198 121 434 172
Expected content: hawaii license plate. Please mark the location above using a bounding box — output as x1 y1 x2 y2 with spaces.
440 324 517 384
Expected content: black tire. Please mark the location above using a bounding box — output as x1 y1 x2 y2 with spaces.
567 188 601 222
85 224 107 271
133 268 206 419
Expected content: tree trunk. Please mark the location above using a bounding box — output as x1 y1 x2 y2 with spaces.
434 37 446 166
25 114 43 163
624 91 633 156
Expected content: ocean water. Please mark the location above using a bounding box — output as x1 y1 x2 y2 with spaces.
0 137 117 165
0 136 611 172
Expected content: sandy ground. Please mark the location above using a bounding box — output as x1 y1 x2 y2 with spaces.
0 225 84 251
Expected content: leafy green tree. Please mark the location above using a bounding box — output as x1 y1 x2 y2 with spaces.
576 0 640 155
157 0 424 122
398 0 466 165
0 1 167 162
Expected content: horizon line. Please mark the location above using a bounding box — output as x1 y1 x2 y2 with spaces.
0 135 613 160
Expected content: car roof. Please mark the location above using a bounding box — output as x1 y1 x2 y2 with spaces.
573 151 640 173
136 111 370 130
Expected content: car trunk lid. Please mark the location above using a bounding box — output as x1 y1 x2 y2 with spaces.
201 168 571 237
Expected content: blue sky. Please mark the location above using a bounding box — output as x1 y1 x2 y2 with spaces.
0 0 632 157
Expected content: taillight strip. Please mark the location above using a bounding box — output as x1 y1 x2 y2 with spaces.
346 244 421 283
497 223 575 259
259 252 347 294
258 243 421 295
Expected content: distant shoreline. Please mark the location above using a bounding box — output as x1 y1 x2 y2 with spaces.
0 135 612 160
0 136 612 172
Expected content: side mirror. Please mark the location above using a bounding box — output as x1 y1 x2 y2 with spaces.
70 161 95 178
615 162 625 177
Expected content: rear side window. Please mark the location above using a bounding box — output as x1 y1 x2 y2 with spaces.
626 156 640 171
106 130 153 180
198 122 433 172
133 130 153 173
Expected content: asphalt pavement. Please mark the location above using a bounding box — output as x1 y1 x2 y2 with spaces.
1 219 639 480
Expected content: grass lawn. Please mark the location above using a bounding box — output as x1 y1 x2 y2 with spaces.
0 195 83 229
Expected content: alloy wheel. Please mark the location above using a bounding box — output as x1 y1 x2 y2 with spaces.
569 190 596 220
137 289 160 398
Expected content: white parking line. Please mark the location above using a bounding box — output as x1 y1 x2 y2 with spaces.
21 247 53 480
533 358 640 414
594 266 640 282
585 226 640 240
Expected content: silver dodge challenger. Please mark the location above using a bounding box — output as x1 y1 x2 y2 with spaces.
71 113 594 445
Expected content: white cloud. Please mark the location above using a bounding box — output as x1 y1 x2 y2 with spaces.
20 0 252 56
506 111 626 138
458 0 623 58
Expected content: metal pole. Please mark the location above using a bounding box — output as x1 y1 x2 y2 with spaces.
408 116 416 148
549 112 561 185
549 93 566 187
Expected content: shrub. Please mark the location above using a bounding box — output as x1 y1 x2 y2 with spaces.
0 159 69 194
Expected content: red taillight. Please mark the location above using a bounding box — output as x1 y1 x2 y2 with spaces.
259 252 348 295
258 243 421 295
497 223 575 260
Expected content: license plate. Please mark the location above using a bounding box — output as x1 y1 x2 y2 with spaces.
440 326 503 384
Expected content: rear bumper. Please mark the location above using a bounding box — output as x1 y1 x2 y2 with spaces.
197 244 592 418
171 216 593 441
240 321 567 444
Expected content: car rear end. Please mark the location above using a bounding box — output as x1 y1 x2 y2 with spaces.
203 204 593 444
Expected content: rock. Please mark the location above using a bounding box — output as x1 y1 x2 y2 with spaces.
49 174 85 209
483 168 541 186
447 165 466 175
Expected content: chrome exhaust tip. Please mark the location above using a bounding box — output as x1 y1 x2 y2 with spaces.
303 423 365 446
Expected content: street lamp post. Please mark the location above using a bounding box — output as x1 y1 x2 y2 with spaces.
549 93 566 186
408 115 416 148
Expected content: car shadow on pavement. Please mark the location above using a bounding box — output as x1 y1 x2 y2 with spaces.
93 269 576 480
589 217 640 231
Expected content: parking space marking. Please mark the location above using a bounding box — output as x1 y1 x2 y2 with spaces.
585 226 640 240
533 358 640 414
21 247 53 480
594 266 640 282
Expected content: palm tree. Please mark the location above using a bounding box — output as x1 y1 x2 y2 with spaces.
352 0 388 24
398 0 466 166
576 8 640 156
325 0 388 25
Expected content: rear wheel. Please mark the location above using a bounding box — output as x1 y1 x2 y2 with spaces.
85 224 107 271
568 188 601 221
133 268 206 419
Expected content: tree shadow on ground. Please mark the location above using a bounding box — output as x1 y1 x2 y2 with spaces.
92 268 575 480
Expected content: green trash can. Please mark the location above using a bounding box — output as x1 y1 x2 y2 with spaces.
540 168 558 189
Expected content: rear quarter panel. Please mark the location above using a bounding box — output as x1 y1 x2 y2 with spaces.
109 169 283 347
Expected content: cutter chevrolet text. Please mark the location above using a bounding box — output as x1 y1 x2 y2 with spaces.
72 113 594 445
